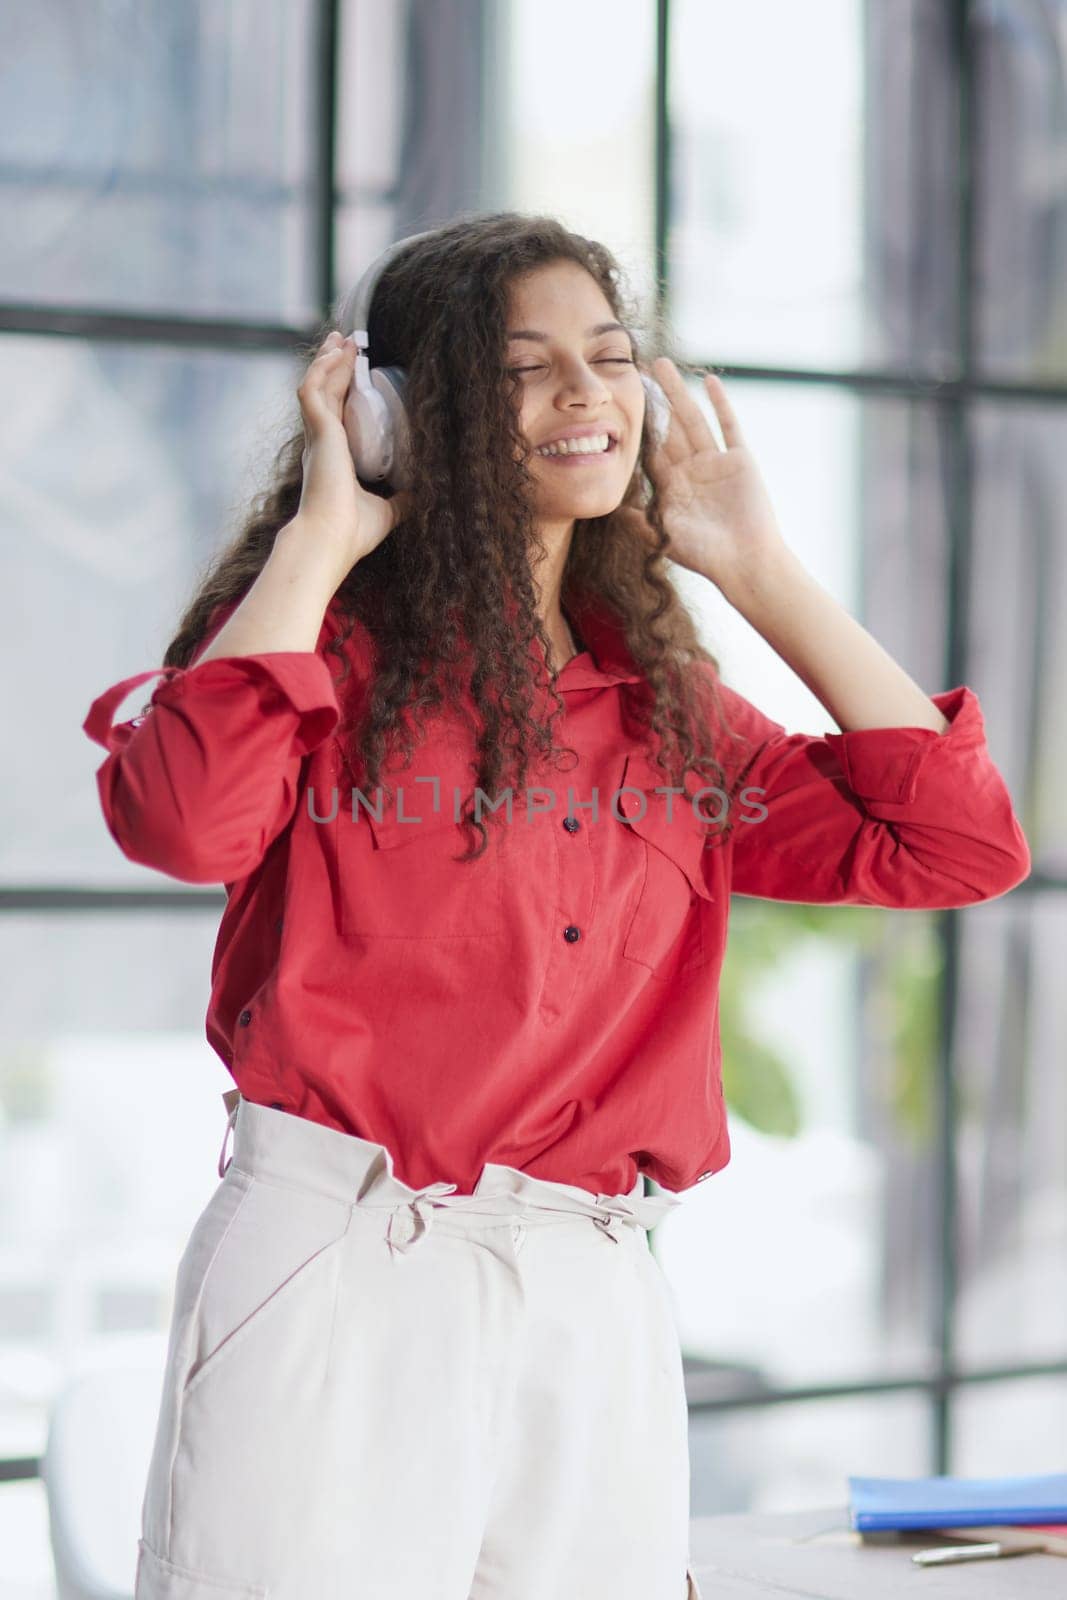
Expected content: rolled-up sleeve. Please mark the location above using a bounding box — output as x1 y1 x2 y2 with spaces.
83 603 341 884
715 680 1032 908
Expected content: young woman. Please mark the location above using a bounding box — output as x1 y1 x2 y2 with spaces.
84 212 1030 1600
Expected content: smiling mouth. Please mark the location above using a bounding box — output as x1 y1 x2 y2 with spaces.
534 437 619 461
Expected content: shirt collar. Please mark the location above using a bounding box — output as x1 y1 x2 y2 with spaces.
341 592 645 690
553 592 644 687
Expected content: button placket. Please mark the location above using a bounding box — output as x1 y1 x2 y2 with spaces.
536 791 596 1028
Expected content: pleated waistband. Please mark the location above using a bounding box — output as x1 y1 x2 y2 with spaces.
218 1090 682 1257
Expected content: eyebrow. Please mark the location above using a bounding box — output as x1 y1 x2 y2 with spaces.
506 321 630 341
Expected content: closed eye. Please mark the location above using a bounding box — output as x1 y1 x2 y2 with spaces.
509 359 635 373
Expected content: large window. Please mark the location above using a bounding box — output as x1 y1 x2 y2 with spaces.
497 0 1065 1510
1 0 1061 1580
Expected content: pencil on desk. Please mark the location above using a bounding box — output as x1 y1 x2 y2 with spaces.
913 1541 1044 1566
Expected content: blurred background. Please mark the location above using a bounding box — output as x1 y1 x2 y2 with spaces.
2 0 1065 1594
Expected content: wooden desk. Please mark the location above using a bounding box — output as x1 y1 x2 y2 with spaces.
689 1506 1065 1597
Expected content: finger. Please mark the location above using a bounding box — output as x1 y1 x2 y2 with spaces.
306 345 352 387
304 333 343 371
651 357 724 456
703 372 744 449
654 412 689 467
640 363 688 465
313 345 353 375
300 346 346 391
302 347 355 408
319 345 355 380
385 489 413 529
656 412 695 469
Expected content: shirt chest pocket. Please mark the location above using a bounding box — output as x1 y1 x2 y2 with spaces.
617 752 716 977
334 779 506 940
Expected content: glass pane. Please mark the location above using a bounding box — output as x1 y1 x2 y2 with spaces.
953 1376 1067 1474
688 1390 930 1517
973 0 1067 381
1 335 298 885
674 380 949 727
655 378 958 1390
655 901 944 1391
491 0 656 310
954 895 1067 1372
335 1 508 312
670 0 959 376
970 401 1065 873
0 911 232 1470
676 377 862 725
334 200 401 316
1 1 319 322
337 0 406 194
855 399 952 694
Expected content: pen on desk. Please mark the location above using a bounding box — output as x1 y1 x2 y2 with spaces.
912 1541 1042 1566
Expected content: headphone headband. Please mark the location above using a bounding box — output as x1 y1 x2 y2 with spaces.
340 226 444 344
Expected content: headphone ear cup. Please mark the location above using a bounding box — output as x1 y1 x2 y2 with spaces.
640 371 671 449
342 364 411 491
369 366 411 492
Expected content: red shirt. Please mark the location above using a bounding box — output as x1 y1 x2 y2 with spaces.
83 593 1031 1195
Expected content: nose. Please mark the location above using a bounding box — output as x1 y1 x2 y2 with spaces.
555 358 612 408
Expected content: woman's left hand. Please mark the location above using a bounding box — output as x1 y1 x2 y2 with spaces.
637 357 789 593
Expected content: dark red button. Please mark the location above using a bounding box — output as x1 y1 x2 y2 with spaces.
563 925 581 943
238 1009 252 1026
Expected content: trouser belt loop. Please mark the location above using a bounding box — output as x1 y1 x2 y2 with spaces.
218 1088 241 1178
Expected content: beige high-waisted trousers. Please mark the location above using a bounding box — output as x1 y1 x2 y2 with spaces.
134 1092 704 1599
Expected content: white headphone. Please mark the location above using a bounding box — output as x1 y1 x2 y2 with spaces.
335 226 672 492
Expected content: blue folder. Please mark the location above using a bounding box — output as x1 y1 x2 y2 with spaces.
848 1473 1067 1531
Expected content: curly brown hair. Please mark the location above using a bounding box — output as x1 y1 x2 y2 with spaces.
156 210 749 862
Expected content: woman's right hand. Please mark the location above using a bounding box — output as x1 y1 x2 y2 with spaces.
292 330 413 576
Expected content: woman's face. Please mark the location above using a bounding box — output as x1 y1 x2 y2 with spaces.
505 260 646 526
